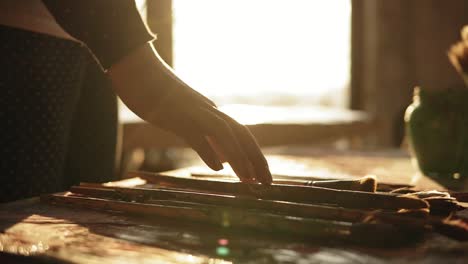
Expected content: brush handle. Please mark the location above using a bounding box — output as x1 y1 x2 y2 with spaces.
127 172 428 210
72 185 447 227
190 172 412 191
71 185 369 222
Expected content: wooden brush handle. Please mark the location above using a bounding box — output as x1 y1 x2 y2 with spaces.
190 172 413 191
127 172 428 210
72 185 445 228
71 185 369 222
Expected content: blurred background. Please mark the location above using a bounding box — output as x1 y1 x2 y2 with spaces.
120 0 468 174
170 0 350 107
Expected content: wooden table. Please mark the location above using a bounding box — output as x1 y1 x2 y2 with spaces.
1 150 466 263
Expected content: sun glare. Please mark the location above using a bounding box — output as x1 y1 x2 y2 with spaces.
172 0 351 106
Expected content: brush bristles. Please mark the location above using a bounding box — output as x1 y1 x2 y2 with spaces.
358 176 377 193
310 177 377 192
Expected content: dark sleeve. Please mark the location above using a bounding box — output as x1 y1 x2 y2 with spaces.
43 0 154 70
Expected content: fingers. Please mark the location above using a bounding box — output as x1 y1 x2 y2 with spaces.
185 136 224 171
214 110 272 184
189 107 255 183
234 126 272 184
206 136 227 163
153 96 269 184
151 106 225 172
151 103 249 180
206 135 258 184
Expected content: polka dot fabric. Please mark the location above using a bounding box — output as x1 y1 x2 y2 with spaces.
63 52 119 188
0 26 86 202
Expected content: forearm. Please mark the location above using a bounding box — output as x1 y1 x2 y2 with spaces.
107 42 214 122
108 42 173 121
107 43 271 184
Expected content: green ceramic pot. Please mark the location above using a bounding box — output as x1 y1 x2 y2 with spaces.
405 87 468 190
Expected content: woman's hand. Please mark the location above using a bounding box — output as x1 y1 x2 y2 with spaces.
107 42 272 184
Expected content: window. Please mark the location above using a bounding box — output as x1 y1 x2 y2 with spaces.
172 0 351 107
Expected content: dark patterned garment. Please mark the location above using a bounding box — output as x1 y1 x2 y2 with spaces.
0 1 151 202
0 26 87 202
42 0 154 69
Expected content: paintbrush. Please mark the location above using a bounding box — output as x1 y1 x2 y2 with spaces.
127 172 428 210
300 176 377 192
448 25 468 87
190 172 410 192
70 185 426 225
268 176 377 192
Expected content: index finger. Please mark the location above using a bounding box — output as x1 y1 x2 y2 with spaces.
188 107 254 182
215 110 272 184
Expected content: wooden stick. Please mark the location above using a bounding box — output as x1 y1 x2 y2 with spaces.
190 172 413 191
127 172 428 211
306 176 377 192
41 193 425 246
256 178 377 192
42 193 350 238
71 185 438 228
71 185 371 222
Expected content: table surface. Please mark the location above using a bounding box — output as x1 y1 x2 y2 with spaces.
1 150 467 264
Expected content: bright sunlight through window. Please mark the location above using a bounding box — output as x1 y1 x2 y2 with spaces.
172 0 351 107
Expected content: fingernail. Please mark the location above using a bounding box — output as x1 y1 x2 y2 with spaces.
212 160 224 171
